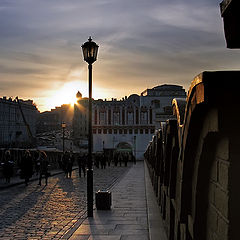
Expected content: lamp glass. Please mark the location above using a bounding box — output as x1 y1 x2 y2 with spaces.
82 37 99 64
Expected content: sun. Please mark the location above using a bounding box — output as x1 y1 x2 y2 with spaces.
46 81 88 110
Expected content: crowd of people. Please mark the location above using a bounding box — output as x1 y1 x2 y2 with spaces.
0 149 136 186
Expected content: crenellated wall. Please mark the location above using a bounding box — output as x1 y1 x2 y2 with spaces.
145 71 240 240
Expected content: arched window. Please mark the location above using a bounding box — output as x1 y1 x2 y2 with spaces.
113 107 120 125
127 106 134 125
140 106 148 124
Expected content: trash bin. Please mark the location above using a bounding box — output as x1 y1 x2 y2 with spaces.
95 190 112 210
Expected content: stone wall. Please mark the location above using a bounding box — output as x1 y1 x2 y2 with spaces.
145 71 240 240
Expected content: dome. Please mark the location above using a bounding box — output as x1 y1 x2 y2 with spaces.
76 91 82 99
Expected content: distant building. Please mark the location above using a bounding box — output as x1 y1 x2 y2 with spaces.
73 84 186 159
72 91 89 146
0 96 39 147
37 104 73 134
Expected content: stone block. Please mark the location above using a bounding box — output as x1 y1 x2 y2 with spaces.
218 161 229 191
210 160 218 183
217 216 229 239
208 182 216 205
214 186 229 219
215 138 229 161
206 206 218 233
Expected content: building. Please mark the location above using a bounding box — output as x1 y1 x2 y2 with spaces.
0 96 39 147
73 84 186 159
72 91 89 147
36 104 73 134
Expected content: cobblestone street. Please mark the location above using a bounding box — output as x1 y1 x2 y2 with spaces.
0 165 132 240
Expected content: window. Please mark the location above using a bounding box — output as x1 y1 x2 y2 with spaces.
99 111 106 125
140 111 148 124
150 128 155 134
140 129 143 134
108 109 111 125
134 129 138 134
119 129 123 134
113 111 120 125
94 110 97 124
129 129 133 134
124 129 127 134
93 129 96 134
136 108 139 124
127 111 134 125
122 108 125 125
145 129 148 134
103 129 107 134
114 129 117 134
149 108 152 124
108 129 112 134
98 129 101 134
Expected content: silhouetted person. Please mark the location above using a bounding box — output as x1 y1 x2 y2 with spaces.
114 152 118 166
20 150 33 186
124 153 128 167
107 153 111 167
77 153 86 177
118 153 123 167
2 150 14 183
100 153 106 169
62 151 70 178
95 153 100 168
132 154 136 164
38 151 49 186
67 152 74 178
34 151 40 175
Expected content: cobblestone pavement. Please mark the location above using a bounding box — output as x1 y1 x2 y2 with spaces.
0 164 132 240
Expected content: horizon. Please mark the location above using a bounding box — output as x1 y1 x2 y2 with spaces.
1 82 188 113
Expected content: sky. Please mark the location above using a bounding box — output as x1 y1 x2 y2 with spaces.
0 0 239 112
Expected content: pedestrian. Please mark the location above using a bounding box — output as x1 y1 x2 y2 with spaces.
1 150 14 183
95 153 100 168
107 153 111 167
34 151 40 175
77 153 86 177
132 153 136 164
67 152 74 178
118 152 123 167
62 151 69 178
20 150 33 186
114 152 118 166
38 151 49 186
100 153 106 169
124 152 129 167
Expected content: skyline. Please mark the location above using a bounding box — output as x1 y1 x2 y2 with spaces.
0 0 239 112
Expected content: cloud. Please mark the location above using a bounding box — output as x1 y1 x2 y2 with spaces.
0 0 238 112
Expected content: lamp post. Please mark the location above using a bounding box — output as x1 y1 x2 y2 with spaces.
82 36 99 217
62 122 66 153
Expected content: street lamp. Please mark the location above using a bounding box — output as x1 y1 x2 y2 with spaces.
62 122 66 153
82 36 99 217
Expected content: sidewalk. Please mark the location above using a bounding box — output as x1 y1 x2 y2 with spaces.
68 161 167 240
